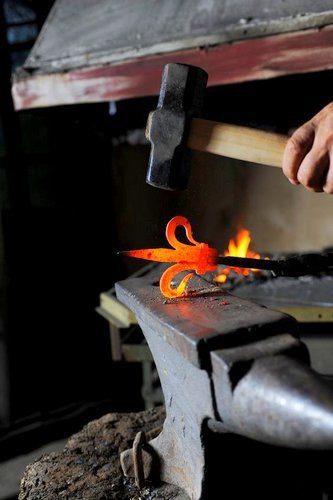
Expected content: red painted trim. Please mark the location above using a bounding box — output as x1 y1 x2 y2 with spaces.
12 25 333 110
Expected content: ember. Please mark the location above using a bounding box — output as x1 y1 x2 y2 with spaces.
215 227 267 283
120 215 218 298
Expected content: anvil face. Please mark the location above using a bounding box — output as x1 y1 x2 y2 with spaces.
116 271 298 369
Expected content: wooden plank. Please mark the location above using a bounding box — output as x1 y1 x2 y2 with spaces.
99 288 137 327
121 344 153 362
12 25 333 110
95 306 132 329
278 307 333 323
109 324 122 362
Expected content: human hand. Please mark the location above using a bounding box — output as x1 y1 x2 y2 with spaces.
282 102 333 193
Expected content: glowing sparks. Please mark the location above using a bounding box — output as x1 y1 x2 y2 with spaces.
121 215 218 298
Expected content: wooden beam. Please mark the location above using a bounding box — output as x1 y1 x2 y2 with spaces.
12 25 333 110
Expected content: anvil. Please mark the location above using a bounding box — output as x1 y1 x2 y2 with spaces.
116 269 333 499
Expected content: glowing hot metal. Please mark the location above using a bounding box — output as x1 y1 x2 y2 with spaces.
120 216 218 298
119 216 331 298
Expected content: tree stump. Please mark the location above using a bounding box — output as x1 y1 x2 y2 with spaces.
19 406 189 499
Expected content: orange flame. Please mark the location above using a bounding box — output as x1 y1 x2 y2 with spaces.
121 216 218 298
215 228 263 283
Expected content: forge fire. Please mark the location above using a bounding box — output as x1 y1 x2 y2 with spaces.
215 227 268 284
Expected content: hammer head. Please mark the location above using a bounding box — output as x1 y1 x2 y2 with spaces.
146 63 208 190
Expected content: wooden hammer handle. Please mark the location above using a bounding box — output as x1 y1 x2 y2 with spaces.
188 118 288 168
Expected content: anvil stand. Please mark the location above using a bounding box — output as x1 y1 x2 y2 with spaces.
116 267 333 500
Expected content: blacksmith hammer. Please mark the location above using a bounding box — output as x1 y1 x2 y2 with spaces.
146 63 288 190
